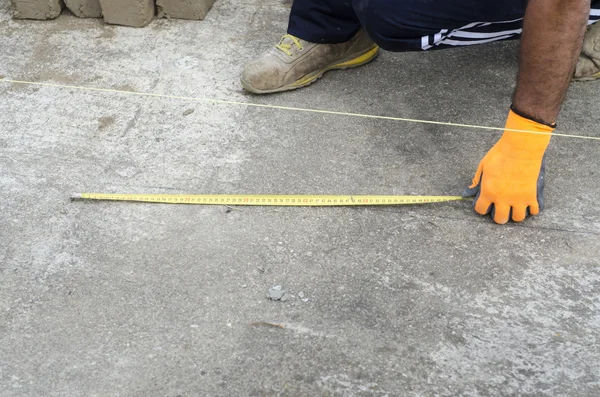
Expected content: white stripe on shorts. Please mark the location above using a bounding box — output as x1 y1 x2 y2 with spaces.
420 11 600 50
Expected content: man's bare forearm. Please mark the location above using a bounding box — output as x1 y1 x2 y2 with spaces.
513 0 590 125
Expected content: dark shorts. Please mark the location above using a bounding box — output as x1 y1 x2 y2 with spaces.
288 0 600 51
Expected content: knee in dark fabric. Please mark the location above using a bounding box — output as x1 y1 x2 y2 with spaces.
352 0 421 51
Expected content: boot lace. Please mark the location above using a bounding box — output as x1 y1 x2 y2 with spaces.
275 34 303 57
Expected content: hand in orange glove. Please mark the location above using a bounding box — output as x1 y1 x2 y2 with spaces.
462 108 555 224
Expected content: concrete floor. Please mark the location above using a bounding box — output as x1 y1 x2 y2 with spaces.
1 1 599 396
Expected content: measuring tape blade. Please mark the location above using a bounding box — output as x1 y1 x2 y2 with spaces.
71 193 465 206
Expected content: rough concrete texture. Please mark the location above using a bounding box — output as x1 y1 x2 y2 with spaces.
157 0 215 20
10 0 63 19
1 1 600 396
99 0 153 27
64 0 101 18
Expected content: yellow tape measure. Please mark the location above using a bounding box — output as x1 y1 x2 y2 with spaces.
71 193 465 206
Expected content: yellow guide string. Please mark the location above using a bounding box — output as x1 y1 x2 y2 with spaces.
1 78 599 141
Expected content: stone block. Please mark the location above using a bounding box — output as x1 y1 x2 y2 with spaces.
156 0 215 21
64 0 101 18
99 0 154 27
11 0 63 20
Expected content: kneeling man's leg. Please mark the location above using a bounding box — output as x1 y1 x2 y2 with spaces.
353 0 527 51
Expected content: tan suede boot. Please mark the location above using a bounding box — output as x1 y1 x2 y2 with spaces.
574 22 600 81
241 29 379 94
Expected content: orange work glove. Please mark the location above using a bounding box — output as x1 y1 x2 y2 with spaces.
462 108 555 224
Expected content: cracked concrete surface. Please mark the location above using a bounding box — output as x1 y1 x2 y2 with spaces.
1 0 599 396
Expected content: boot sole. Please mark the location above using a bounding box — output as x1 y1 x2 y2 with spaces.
241 45 380 94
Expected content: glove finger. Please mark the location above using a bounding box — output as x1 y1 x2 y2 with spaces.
511 206 528 223
471 161 484 187
469 170 493 216
530 158 545 216
462 183 479 199
492 203 511 225
474 194 493 216
465 162 484 193
529 202 540 216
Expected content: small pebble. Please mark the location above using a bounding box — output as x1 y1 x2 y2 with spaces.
267 285 286 300
280 293 293 302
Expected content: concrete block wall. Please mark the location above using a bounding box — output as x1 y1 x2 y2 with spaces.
99 0 155 27
64 0 101 18
10 0 216 27
10 0 63 20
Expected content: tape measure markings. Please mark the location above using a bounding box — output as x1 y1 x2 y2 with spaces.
72 193 466 206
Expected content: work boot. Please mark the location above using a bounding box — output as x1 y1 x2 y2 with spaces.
241 29 379 94
574 22 600 81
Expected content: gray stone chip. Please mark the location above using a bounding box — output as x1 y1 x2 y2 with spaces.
267 285 286 300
